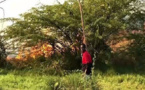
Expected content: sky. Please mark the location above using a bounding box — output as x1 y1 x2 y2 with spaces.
0 0 65 30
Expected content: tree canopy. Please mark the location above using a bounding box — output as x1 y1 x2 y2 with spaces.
3 0 145 68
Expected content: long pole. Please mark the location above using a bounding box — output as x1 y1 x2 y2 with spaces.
77 0 86 45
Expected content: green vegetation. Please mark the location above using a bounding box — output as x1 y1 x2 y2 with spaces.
0 0 145 89
3 0 145 69
1 68 145 90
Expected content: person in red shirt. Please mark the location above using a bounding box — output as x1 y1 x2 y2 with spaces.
81 43 92 76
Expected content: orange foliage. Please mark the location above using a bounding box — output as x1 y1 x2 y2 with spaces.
14 42 53 61
15 52 24 60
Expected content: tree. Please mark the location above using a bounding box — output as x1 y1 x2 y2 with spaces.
4 0 141 68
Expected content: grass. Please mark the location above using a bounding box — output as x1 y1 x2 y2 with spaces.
0 68 145 90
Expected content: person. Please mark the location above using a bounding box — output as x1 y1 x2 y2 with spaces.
81 43 92 77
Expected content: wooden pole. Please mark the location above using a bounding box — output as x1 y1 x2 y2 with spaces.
77 0 86 45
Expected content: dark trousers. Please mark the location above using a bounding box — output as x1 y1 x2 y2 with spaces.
82 63 92 75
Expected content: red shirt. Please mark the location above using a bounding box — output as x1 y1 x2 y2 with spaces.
82 51 92 64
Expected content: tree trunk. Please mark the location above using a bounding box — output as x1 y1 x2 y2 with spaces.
0 41 7 67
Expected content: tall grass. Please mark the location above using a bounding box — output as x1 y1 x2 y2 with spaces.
0 68 145 90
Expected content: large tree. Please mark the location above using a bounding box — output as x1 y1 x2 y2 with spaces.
4 0 143 67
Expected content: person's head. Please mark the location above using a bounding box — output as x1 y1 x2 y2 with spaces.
81 43 86 53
